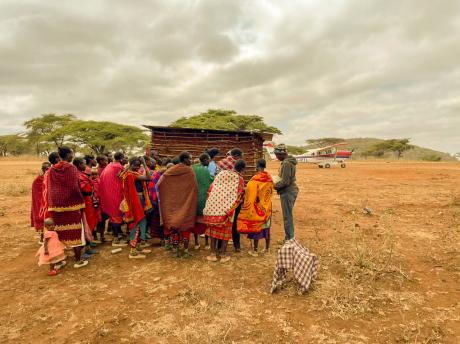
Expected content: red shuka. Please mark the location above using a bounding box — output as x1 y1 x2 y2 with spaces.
31 174 44 231
78 171 101 231
120 171 152 229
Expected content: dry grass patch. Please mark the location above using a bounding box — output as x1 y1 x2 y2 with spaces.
0 182 31 197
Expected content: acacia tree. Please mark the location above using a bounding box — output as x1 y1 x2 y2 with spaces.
170 109 282 134
24 114 76 154
0 135 30 156
364 139 414 159
56 120 149 154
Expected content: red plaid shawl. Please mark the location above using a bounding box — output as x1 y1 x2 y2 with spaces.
46 162 85 212
217 155 237 171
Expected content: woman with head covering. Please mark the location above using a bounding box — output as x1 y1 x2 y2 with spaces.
120 156 153 259
237 159 274 256
204 159 246 263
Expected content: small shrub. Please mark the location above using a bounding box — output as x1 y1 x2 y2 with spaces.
421 154 442 162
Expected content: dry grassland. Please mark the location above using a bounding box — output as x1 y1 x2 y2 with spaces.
0 160 459 343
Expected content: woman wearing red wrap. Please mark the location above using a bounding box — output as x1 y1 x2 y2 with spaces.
43 147 88 269
120 157 153 259
31 161 51 243
73 157 101 242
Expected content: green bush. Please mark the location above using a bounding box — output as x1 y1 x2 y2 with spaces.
421 154 442 162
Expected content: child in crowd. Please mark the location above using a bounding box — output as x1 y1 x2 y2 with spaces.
36 225 66 276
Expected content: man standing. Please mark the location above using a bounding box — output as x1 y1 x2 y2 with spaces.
274 144 299 241
99 152 127 246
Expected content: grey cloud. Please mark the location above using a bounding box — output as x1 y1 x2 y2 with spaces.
0 0 459 153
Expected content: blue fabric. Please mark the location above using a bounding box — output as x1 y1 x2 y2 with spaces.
208 161 217 177
129 193 147 244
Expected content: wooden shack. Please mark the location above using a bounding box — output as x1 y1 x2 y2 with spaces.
144 125 273 181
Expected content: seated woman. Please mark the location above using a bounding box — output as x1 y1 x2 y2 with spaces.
204 159 246 263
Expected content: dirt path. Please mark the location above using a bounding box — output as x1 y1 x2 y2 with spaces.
0 160 459 343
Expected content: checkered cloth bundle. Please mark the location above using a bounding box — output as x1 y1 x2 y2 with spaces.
271 239 318 294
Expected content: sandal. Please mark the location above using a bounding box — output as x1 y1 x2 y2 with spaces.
182 250 192 258
206 255 218 262
74 260 89 269
248 250 259 257
129 251 146 259
220 256 231 263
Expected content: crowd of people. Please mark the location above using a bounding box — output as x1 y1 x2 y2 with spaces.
32 143 299 276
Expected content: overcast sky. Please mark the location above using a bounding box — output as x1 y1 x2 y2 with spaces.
1 0 459 153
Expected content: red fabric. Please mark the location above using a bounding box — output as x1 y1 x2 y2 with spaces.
97 166 105 176
120 171 152 229
78 171 100 231
42 162 84 246
217 156 237 171
48 210 84 246
45 161 85 214
157 164 198 234
205 223 232 240
192 222 207 235
99 162 124 222
31 174 44 231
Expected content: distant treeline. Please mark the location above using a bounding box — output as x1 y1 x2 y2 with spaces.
0 114 148 156
286 138 457 161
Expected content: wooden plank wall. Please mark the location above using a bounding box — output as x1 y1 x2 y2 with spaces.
149 128 265 181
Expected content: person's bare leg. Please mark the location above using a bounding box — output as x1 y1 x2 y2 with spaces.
220 240 230 262
74 246 82 262
183 237 191 257
207 237 218 261
254 239 259 252
220 240 228 256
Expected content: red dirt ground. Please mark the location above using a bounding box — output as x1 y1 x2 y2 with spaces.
0 160 459 343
